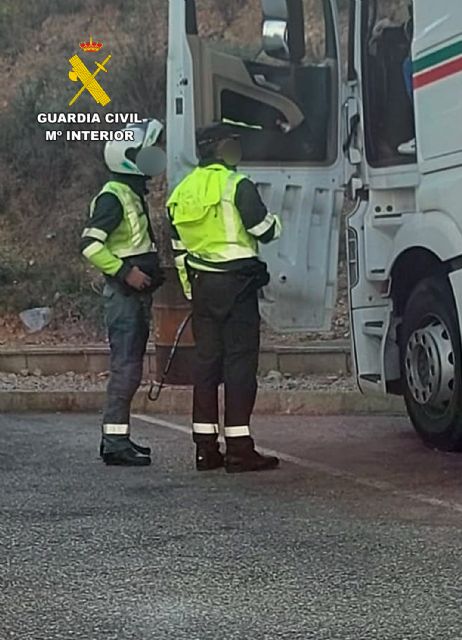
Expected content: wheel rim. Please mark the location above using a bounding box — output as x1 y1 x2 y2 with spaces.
405 317 455 416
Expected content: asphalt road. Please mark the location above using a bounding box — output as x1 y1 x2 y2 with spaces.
1 412 462 640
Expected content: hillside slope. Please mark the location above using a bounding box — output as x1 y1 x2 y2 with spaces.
0 0 404 345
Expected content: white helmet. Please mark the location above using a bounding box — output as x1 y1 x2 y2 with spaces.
104 118 165 176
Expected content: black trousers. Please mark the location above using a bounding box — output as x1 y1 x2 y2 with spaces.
191 271 260 438
102 284 152 435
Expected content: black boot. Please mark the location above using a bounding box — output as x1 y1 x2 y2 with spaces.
100 435 151 467
225 436 279 474
195 435 224 472
128 439 151 456
99 438 151 458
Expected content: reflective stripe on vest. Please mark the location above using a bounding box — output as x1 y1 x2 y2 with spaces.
89 181 153 258
220 174 256 259
167 165 258 266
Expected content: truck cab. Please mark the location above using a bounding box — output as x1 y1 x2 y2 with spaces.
166 0 462 452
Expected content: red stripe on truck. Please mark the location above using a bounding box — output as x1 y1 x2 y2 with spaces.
414 55 462 89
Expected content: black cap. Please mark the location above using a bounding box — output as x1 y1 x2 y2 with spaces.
196 122 242 149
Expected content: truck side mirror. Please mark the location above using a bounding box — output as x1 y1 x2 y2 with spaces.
261 0 305 64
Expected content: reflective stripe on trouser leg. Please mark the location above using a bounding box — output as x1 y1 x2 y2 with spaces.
193 423 219 435
224 425 251 438
103 423 130 436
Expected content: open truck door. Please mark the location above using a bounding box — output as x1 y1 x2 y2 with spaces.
345 0 420 392
167 0 345 332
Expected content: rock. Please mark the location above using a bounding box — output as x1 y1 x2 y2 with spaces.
265 370 283 385
19 307 53 333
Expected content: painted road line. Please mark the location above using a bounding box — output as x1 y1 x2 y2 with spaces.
133 414 462 515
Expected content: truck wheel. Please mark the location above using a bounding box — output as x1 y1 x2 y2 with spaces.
401 276 462 451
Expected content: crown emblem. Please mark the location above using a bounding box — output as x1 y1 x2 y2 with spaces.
79 36 103 53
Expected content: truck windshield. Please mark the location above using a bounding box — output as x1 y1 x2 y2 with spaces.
195 0 327 63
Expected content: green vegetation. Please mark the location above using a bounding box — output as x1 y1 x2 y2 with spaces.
0 0 167 335
0 0 83 58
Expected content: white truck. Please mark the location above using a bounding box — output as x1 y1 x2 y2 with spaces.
166 0 462 451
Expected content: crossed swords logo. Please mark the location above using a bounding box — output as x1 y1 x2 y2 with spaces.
68 53 112 107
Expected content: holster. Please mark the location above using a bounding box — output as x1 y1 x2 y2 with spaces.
186 260 270 302
235 260 270 300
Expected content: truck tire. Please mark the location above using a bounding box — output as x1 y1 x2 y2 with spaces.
401 276 462 451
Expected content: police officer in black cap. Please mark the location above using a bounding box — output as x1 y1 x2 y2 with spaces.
168 121 282 473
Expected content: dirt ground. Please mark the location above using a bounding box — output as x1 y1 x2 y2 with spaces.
0 260 349 348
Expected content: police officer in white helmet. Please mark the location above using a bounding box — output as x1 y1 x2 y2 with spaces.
80 119 166 466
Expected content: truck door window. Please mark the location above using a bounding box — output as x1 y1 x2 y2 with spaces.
190 0 338 164
362 0 416 166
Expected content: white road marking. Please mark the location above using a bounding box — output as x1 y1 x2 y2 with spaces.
133 414 462 514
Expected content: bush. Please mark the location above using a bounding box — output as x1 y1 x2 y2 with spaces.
0 248 105 331
0 72 73 208
0 0 85 57
109 0 167 116
0 0 170 337
110 48 166 117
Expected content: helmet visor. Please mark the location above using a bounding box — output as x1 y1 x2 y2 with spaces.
142 119 164 148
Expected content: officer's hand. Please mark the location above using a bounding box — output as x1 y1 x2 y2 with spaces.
275 118 291 134
125 266 152 291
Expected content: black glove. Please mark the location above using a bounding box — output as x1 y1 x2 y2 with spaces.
113 254 166 296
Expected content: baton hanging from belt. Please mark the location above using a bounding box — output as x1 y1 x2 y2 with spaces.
148 311 193 402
